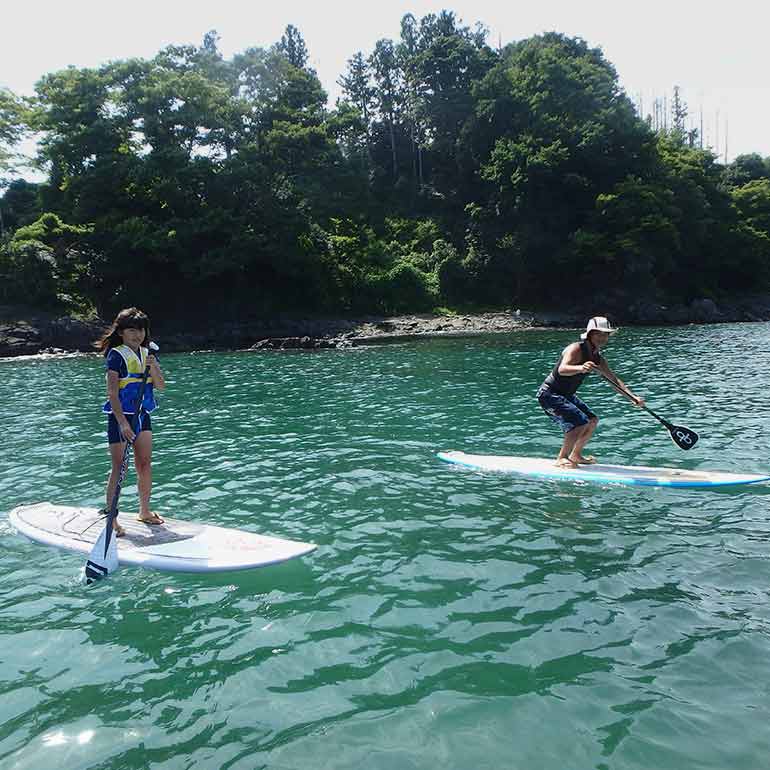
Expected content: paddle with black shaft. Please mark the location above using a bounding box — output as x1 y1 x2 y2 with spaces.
596 368 699 450
85 342 159 583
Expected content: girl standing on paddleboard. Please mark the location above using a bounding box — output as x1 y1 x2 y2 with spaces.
536 316 643 468
95 308 165 535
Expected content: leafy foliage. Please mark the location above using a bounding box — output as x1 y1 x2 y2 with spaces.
1 17 768 319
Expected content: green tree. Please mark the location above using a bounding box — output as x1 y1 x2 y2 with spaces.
411 13 494 167
337 52 374 172
0 88 26 177
233 46 327 136
670 85 688 145
722 153 770 188
470 32 654 301
572 176 680 296
729 179 770 286
0 240 58 305
276 25 310 70
654 137 739 298
397 13 427 193
370 39 403 183
0 179 41 233
10 212 96 301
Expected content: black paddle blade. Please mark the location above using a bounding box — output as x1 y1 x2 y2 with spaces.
668 424 699 450
85 526 119 584
85 560 110 583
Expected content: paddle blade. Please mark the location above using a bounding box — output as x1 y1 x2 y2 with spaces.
668 424 699 450
85 526 119 583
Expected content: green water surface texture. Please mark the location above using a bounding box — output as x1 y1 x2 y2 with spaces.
2 323 770 770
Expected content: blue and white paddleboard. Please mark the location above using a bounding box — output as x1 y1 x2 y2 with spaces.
437 451 770 489
9 503 316 573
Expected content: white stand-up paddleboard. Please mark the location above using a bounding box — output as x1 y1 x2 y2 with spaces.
437 451 770 489
9 503 316 573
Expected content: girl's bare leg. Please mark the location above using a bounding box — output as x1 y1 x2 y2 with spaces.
133 431 164 523
106 442 127 536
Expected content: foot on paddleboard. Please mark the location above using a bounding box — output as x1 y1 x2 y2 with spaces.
98 508 125 537
556 458 578 469
576 455 597 465
136 513 165 525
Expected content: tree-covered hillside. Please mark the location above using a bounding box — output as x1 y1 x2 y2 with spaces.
1 13 769 319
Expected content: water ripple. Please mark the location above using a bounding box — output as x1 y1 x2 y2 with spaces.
1 325 770 768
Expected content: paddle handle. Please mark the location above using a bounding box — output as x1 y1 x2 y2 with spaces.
596 366 699 450
596 369 671 428
596 368 640 406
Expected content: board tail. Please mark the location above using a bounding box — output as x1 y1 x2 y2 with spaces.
85 526 119 583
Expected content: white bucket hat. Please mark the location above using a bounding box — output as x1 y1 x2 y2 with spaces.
580 316 617 340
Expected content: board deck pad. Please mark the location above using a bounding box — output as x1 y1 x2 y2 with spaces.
437 451 770 489
10 503 316 573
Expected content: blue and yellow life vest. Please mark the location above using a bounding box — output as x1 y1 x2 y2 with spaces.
102 344 157 415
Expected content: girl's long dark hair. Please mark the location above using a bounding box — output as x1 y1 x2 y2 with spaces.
94 307 151 354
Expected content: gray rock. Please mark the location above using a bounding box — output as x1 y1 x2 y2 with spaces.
689 298 722 323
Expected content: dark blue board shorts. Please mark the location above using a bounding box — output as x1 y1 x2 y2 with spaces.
537 387 596 433
107 412 152 444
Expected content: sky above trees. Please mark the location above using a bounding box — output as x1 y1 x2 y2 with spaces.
2 0 768 165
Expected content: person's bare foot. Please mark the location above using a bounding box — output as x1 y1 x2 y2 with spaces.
555 457 578 469
575 455 597 465
99 508 125 537
136 512 165 525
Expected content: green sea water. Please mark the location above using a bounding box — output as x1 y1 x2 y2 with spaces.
2 323 770 770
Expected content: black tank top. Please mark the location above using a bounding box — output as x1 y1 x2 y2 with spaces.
541 340 602 397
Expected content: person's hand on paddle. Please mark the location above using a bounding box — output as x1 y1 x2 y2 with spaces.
119 419 136 443
580 360 598 374
147 348 165 391
632 395 645 408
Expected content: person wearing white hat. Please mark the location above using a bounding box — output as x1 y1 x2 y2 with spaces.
536 316 644 468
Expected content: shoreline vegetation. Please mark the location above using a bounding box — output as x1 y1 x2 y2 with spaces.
2 295 769 357
2 13 769 341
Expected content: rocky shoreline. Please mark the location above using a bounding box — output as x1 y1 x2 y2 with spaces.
2 295 770 358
